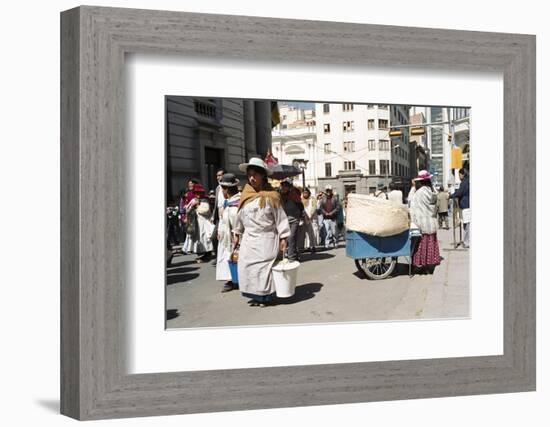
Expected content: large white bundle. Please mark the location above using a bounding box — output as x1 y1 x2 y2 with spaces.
346 193 409 237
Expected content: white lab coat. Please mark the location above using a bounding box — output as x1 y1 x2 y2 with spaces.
234 198 291 296
215 193 240 281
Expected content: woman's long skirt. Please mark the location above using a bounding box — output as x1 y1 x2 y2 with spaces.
412 233 441 267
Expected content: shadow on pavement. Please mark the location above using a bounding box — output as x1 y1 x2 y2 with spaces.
352 261 413 280
299 252 336 262
274 282 323 305
167 272 200 285
168 258 198 268
391 262 414 278
167 266 200 275
166 309 180 320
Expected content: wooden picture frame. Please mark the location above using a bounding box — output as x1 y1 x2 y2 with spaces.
60 6 536 420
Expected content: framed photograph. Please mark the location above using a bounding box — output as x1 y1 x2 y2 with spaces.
61 6 535 420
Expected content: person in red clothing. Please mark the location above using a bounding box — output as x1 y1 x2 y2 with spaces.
409 170 441 274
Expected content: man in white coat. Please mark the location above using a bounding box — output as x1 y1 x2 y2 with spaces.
233 158 290 307
215 173 241 292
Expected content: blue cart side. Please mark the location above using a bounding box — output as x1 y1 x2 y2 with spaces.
346 229 411 259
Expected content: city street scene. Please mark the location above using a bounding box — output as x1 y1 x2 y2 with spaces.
165 97 471 329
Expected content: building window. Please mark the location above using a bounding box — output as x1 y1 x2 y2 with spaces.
368 119 375 130
194 99 217 119
367 104 375 109
380 160 389 175
343 141 355 152
325 162 332 177
379 104 389 110
344 161 356 171
323 123 331 134
343 121 355 132
343 103 354 112
379 119 388 130
454 107 469 119
368 139 376 151
324 143 331 154
323 103 330 113
369 160 376 175
379 139 389 151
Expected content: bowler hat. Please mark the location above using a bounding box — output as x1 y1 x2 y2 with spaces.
219 173 239 187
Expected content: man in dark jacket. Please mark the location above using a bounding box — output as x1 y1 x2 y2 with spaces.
280 180 304 261
318 185 341 249
451 168 470 248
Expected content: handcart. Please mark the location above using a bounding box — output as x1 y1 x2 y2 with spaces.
346 228 420 280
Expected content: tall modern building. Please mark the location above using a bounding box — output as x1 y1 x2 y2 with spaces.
389 104 412 188
165 97 273 199
409 106 471 189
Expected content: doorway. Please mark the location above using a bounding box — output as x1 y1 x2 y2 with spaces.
204 147 224 191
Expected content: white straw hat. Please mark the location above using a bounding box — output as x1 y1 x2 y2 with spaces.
238 157 273 176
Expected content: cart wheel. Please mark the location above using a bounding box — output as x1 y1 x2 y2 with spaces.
355 257 397 280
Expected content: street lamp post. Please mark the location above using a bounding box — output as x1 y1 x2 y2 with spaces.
293 159 309 189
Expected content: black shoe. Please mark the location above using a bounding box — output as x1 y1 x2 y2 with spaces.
221 282 233 293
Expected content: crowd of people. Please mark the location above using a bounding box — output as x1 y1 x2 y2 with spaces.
167 157 470 306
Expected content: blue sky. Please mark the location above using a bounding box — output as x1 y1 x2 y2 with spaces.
279 101 314 109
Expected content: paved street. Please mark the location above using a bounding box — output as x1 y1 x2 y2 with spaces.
166 227 469 329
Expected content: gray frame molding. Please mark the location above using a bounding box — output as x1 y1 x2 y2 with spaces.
60 6 536 420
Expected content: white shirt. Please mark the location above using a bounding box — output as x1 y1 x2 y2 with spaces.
388 190 403 206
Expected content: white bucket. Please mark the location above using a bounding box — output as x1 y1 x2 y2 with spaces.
272 260 300 298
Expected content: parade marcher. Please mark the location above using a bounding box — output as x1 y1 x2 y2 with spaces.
335 193 345 242
298 187 318 253
179 179 199 225
208 190 216 212
410 170 441 274
178 180 200 253
387 182 404 206
318 185 340 249
450 168 470 248
215 173 241 292
437 185 450 229
210 168 226 265
233 158 290 307
166 198 180 248
316 191 326 247
280 180 304 261
374 183 388 199
166 198 180 266
182 183 215 262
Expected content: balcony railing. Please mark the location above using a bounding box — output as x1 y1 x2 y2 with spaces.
194 100 217 120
